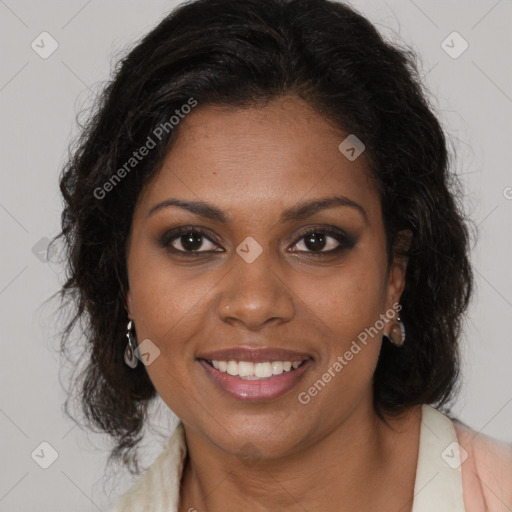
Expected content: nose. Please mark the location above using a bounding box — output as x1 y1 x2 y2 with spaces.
217 247 295 331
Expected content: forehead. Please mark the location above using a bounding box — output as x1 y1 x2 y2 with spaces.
136 96 379 223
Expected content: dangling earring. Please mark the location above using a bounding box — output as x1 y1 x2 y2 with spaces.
124 320 139 368
387 316 406 347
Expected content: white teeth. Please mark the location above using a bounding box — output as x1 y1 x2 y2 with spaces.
271 361 284 375
209 359 305 378
238 361 254 377
255 362 273 378
227 360 238 376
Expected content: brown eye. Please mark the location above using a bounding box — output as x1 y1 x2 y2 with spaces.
289 227 355 255
159 227 223 254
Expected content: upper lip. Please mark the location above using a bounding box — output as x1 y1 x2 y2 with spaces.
197 347 313 363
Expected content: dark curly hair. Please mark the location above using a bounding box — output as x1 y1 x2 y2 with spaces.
54 0 473 476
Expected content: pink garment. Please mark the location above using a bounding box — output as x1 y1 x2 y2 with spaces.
454 418 512 511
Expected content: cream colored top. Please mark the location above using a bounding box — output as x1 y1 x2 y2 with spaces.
109 404 512 511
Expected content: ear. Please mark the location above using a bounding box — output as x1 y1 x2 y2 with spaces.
384 229 412 319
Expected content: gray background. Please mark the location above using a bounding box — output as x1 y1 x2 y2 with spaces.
1 0 511 510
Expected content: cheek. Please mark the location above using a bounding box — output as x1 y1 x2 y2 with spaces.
127 259 204 411
127 260 227 410
297 278 385 410
127 246 213 341
303 257 387 333
297 255 387 380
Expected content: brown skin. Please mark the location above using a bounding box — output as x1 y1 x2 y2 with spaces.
126 95 420 511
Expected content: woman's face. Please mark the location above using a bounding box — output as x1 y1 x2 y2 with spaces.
126 96 407 458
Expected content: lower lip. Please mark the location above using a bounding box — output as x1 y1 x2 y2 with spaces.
198 359 313 402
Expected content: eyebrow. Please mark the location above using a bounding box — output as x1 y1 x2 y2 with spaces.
147 195 368 224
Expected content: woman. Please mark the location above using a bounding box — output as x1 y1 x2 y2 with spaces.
56 0 512 510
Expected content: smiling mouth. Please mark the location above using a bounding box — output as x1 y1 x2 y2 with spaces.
201 359 309 380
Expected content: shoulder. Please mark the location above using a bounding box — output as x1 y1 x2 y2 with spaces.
108 422 187 512
453 418 512 512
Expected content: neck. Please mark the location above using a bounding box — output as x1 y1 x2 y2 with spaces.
179 396 421 512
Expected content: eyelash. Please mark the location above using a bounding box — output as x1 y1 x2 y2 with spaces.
158 225 356 258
